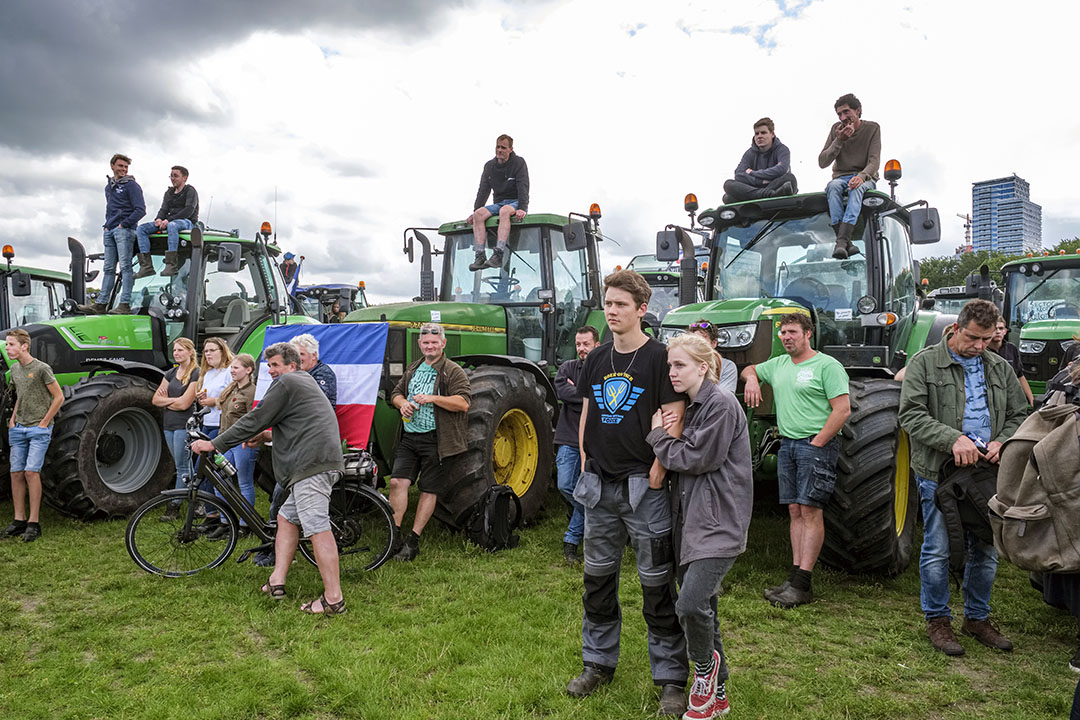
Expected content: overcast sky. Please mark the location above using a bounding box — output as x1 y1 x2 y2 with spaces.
2 0 1077 302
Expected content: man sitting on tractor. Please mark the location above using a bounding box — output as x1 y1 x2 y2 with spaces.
135 165 199 278
818 93 880 260
467 134 529 272
722 117 797 203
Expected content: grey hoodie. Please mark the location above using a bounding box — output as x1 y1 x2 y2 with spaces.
647 379 753 564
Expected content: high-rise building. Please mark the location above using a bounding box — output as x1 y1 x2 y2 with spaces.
971 174 1042 254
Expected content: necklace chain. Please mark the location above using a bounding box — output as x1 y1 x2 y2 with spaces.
610 343 642 376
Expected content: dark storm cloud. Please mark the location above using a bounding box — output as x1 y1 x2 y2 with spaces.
0 0 465 154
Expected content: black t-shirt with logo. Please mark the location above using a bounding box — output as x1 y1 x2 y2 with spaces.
578 338 682 481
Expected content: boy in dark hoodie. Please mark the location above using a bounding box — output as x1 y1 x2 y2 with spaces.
722 117 797 203
83 154 146 314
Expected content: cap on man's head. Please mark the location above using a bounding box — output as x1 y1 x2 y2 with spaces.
284 252 295 260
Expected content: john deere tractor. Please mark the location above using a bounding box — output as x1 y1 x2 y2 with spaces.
657 165 945 575
0 224 314 519
346 208 608 526
626 244 708 323
1000 250 1080 396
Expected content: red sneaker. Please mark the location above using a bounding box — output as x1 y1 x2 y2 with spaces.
687 651 720 712
683 690 729 719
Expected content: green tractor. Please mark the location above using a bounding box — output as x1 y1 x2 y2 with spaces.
346 208 608 526
1000 250 1080 396
656 166 944 575
296 281 369 323
0 224 314 520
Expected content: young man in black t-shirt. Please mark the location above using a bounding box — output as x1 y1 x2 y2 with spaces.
565 270 689 717
990 317 1033 405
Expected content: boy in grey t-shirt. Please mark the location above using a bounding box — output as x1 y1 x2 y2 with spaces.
3 328 64 542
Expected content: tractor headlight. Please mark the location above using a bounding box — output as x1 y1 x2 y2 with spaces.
862 194 886 208
1020 340 1046 354
659 327 685 344
716 323 756 349
1062 339 1078 353
719 209 737 220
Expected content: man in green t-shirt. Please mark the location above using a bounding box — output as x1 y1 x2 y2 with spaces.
741 313 850 608
3 328 65 543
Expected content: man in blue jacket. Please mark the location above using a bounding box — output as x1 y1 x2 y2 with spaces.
82 154 145 315
722 118 797 204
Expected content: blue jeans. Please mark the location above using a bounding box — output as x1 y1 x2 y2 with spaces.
164 429 191 492
826 175 876 226
100 226 136 304
8 424 53 473
223 445 257 526
137 218 195 253
916 474 998 621
555 444 584 544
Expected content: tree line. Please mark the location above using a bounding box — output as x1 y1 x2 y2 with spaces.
919 237 1080 290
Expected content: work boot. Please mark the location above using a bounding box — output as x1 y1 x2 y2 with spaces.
134 252 155 279
1 520 27 538
108 302 131 315
160 251 179 276
926 617 965 656
763 580 791 603
468 250 488 271
77 302 107 315
832 222 853 259
658 684 687 716
483 247 505 269
20 523 41 543
766 583 813 609
563 541 579 566
961 617 1013 651
566 666 613 697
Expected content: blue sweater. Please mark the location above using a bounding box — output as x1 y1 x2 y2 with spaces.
103 175 146 230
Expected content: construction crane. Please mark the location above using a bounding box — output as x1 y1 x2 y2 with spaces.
956 213 972 247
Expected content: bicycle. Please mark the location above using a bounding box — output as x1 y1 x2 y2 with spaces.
125 407 397 578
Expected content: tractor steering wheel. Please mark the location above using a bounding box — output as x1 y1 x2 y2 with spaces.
1048 302 1080 319
783 277 831 308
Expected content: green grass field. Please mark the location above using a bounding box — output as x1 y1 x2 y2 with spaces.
1 490 1077 720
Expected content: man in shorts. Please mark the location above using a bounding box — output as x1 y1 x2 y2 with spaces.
3 328 64 542
388 323 471 561
192 342 346 614
742 313 851 608
467 134 530 271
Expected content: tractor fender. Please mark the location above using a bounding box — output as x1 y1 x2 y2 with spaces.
82 359 166 385
925 313 958 347
451 354 559 428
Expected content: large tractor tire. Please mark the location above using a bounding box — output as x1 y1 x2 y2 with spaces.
438 366 554 527
821 378 918 576
42 375 174 520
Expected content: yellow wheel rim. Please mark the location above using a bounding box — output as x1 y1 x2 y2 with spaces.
492 408 538 497
894 431 911 537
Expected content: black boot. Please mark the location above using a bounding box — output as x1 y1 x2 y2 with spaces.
832 222 852 259
160 251 179 276
838 222 860 257
563 542 579 566
134 252 155 279
468 250 488 272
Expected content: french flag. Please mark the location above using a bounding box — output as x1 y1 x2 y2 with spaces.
255 323 388 449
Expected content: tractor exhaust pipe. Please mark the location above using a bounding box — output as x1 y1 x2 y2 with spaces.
68 237 86 305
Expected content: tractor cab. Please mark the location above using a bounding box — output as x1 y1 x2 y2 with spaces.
626 246 708 321
297 282 368 323
0 244 74 330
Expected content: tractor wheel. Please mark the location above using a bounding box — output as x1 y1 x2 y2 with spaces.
820 378 918 576
41 375 174 520
439 366 554 527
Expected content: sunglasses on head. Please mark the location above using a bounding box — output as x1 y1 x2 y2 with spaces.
420 328 442 335
689 322 712 330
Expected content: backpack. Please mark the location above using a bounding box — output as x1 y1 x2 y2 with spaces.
988 394 1080 572
465 484 523 552
934 459 998 578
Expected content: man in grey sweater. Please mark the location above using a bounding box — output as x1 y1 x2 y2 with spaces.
817 93 881 260
192 342 346 615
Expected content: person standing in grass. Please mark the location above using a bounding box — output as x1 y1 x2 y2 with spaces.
566 269 689 717
2 329 64 542
741 312 850 609
202 353 258 539
648 333 753 720
152 337 200 521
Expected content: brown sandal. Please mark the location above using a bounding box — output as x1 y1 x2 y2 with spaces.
301 593 346 616
260 582 286 600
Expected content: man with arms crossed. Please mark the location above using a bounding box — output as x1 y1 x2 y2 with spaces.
721 117 798 203
899 300 1027 655
567 269 688 717
192 342 346 615
742 313 850 608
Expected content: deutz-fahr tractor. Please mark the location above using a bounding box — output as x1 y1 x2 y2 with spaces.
0 224 314 520
656 164 944 575
296 281 369 323
1000 250 1080 396
346 209 608 527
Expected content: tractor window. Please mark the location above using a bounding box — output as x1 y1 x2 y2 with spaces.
446 227 544 304
1006 267 1080 323
881 215 916 318
117 254 191 317
647 284 680 320
9 277 57 325
202 250 261 329
550 227 590 364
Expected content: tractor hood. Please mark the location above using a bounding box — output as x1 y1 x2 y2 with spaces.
346 301 507 331
1018 318 1080 340
662 298 809 328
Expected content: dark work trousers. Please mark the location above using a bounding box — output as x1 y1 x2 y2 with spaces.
676 557 736 682
580 476 688 687
722 172 799 202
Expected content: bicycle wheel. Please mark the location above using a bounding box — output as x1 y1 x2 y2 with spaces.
126 493 239 577
298 484 397 575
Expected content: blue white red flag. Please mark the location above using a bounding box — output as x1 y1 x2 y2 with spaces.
256 323 388 449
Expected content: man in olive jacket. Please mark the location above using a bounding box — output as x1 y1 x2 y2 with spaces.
388 323 471 561
899 300 1027 656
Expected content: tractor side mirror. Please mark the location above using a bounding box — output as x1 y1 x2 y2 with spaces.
216 243 242 272
563 222 588 252
84 270 100 283
404 234 415 263
656 230 679 262
909 208 941 245
10 270 31 297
